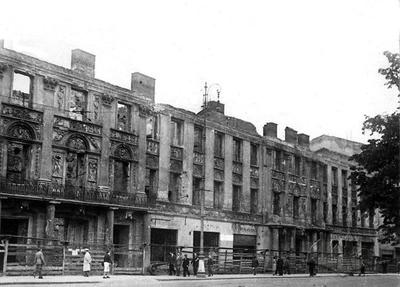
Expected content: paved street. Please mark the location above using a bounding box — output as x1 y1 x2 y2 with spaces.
1 274 399 287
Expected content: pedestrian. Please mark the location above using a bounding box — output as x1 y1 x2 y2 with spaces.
283 256 290 274
103 250 112 279
359 259 365 276
192 252 199 275
168 252 176 275
397 260 400 274
207 253 214 277
307 256 316 277
272 256 277 275
33 247 45 279
175 251 182 276
252 255 259 275
83 248 92 277
276 256 284 276
182 254 190 277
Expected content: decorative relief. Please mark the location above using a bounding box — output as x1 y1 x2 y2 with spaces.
214 169 224 181
88 158 98 183
272 169 285 180
170 146 183 160
310 180 321 199
170 159 182 173
110 129 138 145
146 140 159 155
43 76 58 91
101 93 114 106
52 152 64 178
193 164 203 177
2 104 43 123
11 90 32 107
54 116 102 135
146 154 159 169
250 177 259 188
56 85 66 110
214 157 224 170
93 95 100 120
33 145 41 178
0 62 9 79
193 152 204 165
250 166 259 178
286 194 293 215
232 162 242 174
272 178 283 193
114 145 132 160
53 129 66 142
288 174 298 183
66 136 87 151
300 197 307 215
232 173 242 184
139 104 154 117
8 124 34 140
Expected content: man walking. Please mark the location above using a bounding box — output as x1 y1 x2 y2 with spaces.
182 254 190 277
168 252 176 276
33 247 45 279
103 250 112 279
207 253 214 277
276 256 284 276
83 248 92 277
359 259 366 276
307 256 316 277
283 256 290 274
252 255 259 275
192 252 199 275
175 251 182 276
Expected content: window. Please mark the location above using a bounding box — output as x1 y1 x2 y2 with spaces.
114 160 130 194
12 72 32 107
250 144 258 166
146 115 159 140
294 156 301 176
250 188 258 214
311 162 317 179
273 192 280 215
369 210 374 228
214 181 223 209
69 89 87 121
214 132 224 157
145 168 157 201
168 172 181 202
352 208 357 227
274 150 282 171
232 185 241 212
323 202 328 222
7 143 31 182
293 196 300 218
311 199 317 224
117 102 131 131
332 167 338 186
264 148 273 167
332 204 337 225
342 206 347 227
322 165 328 182
170 118 184 146
342 170 348 187
192 177 202 206
194 126 204 153
233 138 242 162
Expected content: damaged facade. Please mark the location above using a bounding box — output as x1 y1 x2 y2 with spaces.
0 43 379 274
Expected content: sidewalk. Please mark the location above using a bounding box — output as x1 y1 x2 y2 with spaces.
0 273 397 285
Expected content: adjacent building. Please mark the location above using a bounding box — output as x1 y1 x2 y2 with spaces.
0 42 379 274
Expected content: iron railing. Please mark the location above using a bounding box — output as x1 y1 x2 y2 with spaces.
0 176 148 208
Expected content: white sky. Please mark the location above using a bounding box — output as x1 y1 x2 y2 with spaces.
0 0 399 143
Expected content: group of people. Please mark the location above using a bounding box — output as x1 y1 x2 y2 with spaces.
168 251 214 277
33 248 113 279
272 256 292 276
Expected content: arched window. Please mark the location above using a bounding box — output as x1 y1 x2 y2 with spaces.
113 145 132 194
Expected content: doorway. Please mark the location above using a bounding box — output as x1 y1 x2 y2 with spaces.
113 224 130 267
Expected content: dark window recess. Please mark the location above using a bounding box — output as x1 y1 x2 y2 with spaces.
114 160 129 194
214 181 223 209
117 102 131 131
294 156 301 176
323 202 328 222
168 172 181 202
322 165 328 182
145 168 157 201
6 143 31 182
233 138 242 162
332 167 338 186
274 150 282 171
232 185 241 212
69 89 87 121
214 132 224 158
194 126 204 153
342 170 348 187
369 210 374 228
146 115 159 139
332 204 337 225
273 192 280 215
193 231 219 255
12 72 32 107
311 162 318 180
192 177 202 206
250 144 258 166
293 196 300 218
352 208 357 227
342 206 347 227
250 188 258 214
170 119 184 146
150 228 177 262
311 199 317 224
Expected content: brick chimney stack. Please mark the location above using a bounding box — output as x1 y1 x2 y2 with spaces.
297 133 310 147
131 72 155 103
263 122 277 138
71 49 95 78
285 127 298 144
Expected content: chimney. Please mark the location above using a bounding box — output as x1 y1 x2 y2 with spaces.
263 122 277 138
285 127 297 144
297 133 310 148
131 72 155 103
71 49 95 78
204 100 225 114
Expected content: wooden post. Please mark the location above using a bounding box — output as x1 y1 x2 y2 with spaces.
263 251 267 273
224 250 227 273
2 240 8 276
62 245 66 275
142 246 146 275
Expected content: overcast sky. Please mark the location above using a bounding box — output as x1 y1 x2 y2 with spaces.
0 0 398 143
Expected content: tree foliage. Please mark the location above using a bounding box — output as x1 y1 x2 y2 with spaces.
349 51 400 244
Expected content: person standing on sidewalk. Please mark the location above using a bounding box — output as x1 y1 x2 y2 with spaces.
307 256 316 277
276 256 284 276
359 259 366 276
33 247 45 279
192 252 199 275
175 251 182 276
103 250 112 279
251 255 259 275
207 253 214 277
182 254 190 277
168 252 176 276
83 248 92 277
272 256 277 275
283 256 290 274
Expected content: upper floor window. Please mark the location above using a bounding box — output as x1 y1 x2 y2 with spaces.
294 156 301 176
12 72 32 107
69 88 87 121
250 143 258 166
311 161 318 180
170 118 184 146
146 115 159 140
322 164 328 183
332 167 338 186
274 150 282 171
233 138 242 162
293 196 300 218
342 170 348 187
117 102 131 131
194 125 204 153
214 132 224 157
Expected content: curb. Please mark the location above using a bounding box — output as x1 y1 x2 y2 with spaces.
0 281 101 286
156 274 351 281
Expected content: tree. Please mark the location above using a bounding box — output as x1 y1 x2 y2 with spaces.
349 51 400 244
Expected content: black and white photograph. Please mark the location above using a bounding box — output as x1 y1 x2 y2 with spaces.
0 1 399 286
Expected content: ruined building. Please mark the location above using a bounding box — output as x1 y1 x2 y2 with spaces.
0 43 379 274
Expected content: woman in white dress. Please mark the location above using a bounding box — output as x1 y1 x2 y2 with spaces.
83 248 92 277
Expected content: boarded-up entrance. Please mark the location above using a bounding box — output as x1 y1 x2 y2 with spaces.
233 234 256 253
150 228 177 262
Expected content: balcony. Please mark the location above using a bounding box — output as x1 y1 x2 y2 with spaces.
0 177 148 208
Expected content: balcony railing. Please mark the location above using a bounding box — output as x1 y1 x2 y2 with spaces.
0 177 148 208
